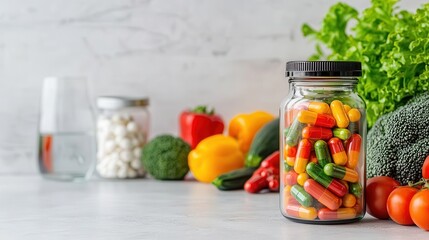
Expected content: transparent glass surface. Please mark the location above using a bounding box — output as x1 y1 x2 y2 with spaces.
280 78 367 224
38 77 96 181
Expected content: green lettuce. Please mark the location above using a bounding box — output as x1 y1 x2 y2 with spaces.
302 0 429 127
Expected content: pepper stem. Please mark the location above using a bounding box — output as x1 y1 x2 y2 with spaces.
191 105 215 115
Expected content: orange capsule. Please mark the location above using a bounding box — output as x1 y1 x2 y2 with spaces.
304 179 341 211
302 126 333 140
342 193 357 208
318 207 356 220
294 139 312 173
297 110 336 128
328 137 348 165
346 134 361 169
330 100 350 128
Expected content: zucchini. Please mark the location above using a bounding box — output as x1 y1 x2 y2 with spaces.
245 118 279 167
212 167 257 190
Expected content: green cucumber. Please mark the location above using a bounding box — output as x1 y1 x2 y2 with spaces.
212 167 257 191
245 118 279 167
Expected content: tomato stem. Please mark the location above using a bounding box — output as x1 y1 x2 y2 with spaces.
408 178 429 189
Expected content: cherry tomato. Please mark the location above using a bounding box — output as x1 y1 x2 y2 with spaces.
366 176 400 219
410 189 429 231
387 186 418 225
422 156 429 179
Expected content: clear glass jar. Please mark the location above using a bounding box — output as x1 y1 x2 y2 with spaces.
280 61 366 224
96 96 150 179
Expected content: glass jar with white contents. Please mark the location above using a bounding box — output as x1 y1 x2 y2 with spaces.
96 96 150 179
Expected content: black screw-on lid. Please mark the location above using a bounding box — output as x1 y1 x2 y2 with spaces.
286 61 362 77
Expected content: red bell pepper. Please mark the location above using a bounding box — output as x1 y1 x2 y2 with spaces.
179 106 224 149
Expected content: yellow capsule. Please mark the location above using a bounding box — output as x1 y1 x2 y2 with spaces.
330 100 350 128
343 104 352 113
284 145 297 166
286 157 295 167
294 139 311 173
342 193 357 208
286 204 318 220
297 173 309 186
308 101 331 114
347 108 361 122
284 185 292 197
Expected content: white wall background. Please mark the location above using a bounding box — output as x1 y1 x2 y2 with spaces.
0 0 425 174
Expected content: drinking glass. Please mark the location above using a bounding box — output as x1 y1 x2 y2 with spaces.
38 77 96 181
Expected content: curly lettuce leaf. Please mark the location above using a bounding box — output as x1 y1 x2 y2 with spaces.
302 0 429 127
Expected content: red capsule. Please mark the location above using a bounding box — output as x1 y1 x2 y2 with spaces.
302 126 333 140
328 137 348 165
297 110 336 128
310 151 318 164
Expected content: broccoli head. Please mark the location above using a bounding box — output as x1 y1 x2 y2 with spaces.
141 135 191 180
367 92 429 185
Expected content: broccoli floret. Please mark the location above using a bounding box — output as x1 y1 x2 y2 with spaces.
141 135 191 180
367 92 429 185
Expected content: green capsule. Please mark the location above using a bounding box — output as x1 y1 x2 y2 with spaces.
284 127 290 136
291 185 313 207
324 163 358 183
333 128 351 140
284 162 292 172
286 118 305 147
306 162 332 187
349 182 362 198
314 140 332 167
307 162 348 197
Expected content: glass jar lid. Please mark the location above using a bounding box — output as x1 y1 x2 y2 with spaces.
97 96 149 110
286 61 362 77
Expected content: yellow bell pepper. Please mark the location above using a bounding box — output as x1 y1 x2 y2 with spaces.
228 111 275 153
188 134 244 183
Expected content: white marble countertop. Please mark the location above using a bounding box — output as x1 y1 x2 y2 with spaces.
0 175 427 239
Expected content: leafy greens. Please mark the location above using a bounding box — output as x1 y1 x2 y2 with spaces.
302 0 429 127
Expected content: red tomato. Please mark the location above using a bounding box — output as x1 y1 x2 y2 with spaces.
422 156 429 179
366 176 400 219
410 189 429 231
387 187 418 225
